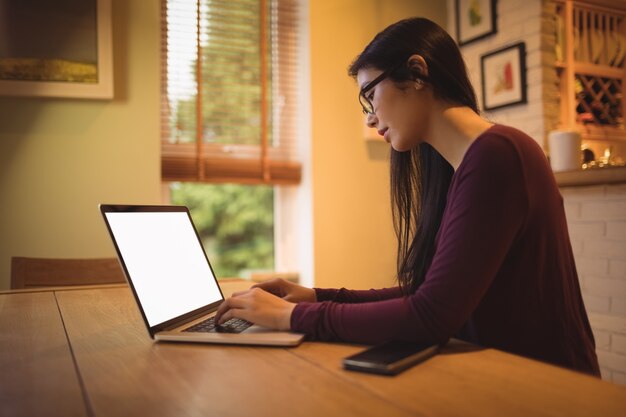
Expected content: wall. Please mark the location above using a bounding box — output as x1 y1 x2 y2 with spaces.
309 0 447 290
446 0 551 147
0 0 446 292
0 0 162 289
446 0 626 384
562 185 626 384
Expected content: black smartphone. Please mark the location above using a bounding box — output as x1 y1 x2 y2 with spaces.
342 341 439 376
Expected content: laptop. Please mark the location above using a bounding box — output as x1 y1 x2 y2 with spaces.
100 204 304 347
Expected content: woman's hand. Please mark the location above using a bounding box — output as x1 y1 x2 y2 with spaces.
251 278 317 303
214 288 296 330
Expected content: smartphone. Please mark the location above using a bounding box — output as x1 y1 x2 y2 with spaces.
342 341 439 376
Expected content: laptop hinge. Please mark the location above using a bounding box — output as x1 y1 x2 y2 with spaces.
152 300 222 333
162 308 214 331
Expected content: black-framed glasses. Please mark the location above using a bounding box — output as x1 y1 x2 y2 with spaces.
358 63 403 115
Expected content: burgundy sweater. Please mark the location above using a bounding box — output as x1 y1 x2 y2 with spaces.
291 125 600 376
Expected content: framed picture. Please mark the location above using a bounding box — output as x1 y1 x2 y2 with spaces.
481 42 527 111
0 0 113 99
456 0 497 46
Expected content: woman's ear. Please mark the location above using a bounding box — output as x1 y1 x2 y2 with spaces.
406 54 429 80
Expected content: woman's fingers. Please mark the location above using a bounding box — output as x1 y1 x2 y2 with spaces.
251 278 287 297
231 289 251 298
214 293 249 324
251 279 315 303
216 305 251 324
214 287 295 330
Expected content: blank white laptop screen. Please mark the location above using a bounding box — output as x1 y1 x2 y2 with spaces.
105 211 222 327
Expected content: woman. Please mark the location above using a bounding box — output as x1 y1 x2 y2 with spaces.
216 17 600 376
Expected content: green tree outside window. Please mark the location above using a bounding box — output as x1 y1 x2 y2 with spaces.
171 183 274 279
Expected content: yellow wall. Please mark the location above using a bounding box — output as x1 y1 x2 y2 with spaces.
309 0 447 290
0 0 161 289
0 0 446 290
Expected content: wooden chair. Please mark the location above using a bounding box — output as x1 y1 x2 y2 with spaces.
10 257 127 289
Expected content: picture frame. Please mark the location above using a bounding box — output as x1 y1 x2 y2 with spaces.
456 0 497 46
0 0 113 99
480 42 527 111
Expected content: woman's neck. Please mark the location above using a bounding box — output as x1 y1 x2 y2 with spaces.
424 103 493 171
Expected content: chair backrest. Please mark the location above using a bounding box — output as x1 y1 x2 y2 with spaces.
11 257 127 289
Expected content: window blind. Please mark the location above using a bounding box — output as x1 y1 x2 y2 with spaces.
161 0 301 184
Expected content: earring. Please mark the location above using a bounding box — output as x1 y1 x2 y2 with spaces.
414 80 423 90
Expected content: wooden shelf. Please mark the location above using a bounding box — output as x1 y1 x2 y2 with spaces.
578 123 626 141
556 1 626 133
554 165 626 187
574 62 625 79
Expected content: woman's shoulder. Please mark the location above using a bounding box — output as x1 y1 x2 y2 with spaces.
464 124 547 169
475 124 542 150
456 124 554 198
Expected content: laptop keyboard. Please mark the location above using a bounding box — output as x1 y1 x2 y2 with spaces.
183 317 253 334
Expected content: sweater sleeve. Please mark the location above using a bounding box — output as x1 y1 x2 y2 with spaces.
291 135 528 344
314 286 403 303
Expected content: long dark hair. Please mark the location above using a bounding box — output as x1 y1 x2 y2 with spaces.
348 18 479 294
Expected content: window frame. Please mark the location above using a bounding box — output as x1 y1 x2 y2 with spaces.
160 0 312 285
160 0 302 185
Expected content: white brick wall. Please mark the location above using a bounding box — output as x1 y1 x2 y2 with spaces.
446 0 626 385
610 260 626 278
562 185 626 385
446 0 549 148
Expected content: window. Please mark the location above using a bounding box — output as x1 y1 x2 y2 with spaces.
161 0 308 280
170 183 274 277
161 0 301 184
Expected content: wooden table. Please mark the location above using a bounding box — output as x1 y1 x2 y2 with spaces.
2 281 626 417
